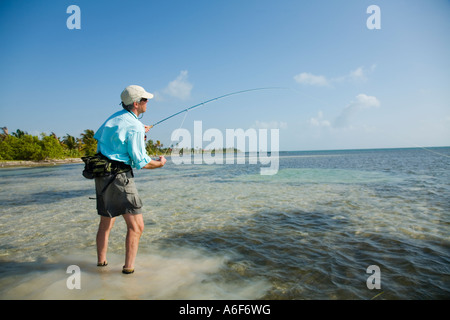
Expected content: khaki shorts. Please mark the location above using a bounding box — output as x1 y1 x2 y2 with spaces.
95 171 142 217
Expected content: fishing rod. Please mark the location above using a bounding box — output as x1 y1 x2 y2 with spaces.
149 87 285 128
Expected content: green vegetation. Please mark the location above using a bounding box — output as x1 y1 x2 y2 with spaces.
0 127 168 161
0 128 96 161
145 138 170 156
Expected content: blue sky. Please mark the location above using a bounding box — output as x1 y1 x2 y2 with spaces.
0 0 449 151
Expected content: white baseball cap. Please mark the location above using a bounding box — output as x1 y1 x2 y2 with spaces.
120 85 154 105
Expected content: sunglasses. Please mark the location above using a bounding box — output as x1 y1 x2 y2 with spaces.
140 98 148 103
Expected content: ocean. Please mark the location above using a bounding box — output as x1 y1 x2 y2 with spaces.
0 147 449 299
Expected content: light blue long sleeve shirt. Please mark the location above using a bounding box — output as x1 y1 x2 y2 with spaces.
94 109 151 170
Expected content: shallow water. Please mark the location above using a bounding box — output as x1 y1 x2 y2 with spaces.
0 148 449 299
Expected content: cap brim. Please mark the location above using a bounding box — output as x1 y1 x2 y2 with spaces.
142 91 154 100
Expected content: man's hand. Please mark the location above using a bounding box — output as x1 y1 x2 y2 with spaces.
144 125 153 133
143 155 167 169
158 156 167 166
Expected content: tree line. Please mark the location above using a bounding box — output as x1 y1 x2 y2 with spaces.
0 127 168 161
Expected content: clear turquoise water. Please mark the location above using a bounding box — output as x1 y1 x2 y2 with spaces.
0 148 449 299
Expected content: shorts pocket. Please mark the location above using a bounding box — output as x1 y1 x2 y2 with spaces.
120 174 142 208
126 192 143 209
123 176 137 193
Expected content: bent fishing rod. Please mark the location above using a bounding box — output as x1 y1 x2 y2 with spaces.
148 87 285 129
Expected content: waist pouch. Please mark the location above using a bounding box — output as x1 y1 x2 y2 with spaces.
82 153 132 179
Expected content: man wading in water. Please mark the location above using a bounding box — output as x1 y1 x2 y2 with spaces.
93 85 166 274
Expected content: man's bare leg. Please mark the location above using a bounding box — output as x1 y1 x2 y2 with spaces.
96 215 116 265
122 213 144 271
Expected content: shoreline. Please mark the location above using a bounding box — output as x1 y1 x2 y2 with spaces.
0 158 84 168
0 155 170 168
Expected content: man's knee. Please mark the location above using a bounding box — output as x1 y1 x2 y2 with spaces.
133 221 144 235
124 213 144 235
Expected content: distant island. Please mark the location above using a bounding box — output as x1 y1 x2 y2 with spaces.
0 127 241 168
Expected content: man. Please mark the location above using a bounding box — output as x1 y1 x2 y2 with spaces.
93 85 166 274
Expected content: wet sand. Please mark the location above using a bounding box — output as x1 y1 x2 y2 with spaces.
0 158 83 168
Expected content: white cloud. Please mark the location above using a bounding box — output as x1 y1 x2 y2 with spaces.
252 120 288 130
294 72 329 87
344 65 376 83
308 94 380 129
348 67 366 82
309 111 331 127
333 94 380 128
294 65 376 87
163 70 193 100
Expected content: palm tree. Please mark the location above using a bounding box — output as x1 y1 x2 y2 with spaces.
80 129 97 156
63 134 77 150
0 127 8 141
12 129 26 138
50 132 61 142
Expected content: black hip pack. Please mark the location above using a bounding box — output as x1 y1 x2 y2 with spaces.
82 153 132 179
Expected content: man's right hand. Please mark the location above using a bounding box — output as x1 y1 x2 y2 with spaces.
144 156 167 169
158 156 167 167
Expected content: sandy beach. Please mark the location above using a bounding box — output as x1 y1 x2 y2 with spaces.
0 158 83 168
0 155 169 168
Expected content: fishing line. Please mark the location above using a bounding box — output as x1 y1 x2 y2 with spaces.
161 109 189 157
150 87 287 128
146 85 449 160
288 87 450 159
148 86 287 158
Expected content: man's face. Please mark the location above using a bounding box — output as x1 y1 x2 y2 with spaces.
136 98 148 114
